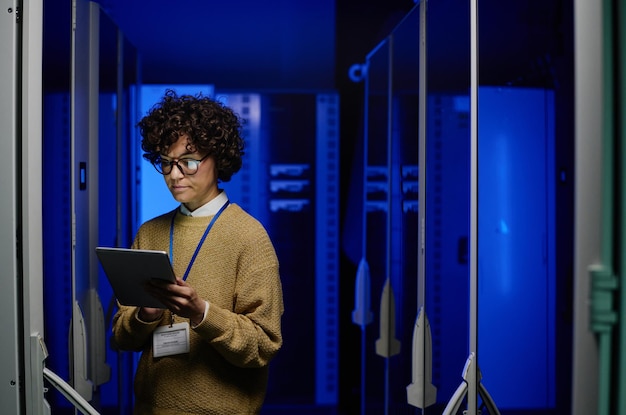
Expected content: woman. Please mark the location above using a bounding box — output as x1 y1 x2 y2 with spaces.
112 90 284 414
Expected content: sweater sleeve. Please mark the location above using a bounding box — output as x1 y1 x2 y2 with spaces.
111 305 165 351
192 229 284 369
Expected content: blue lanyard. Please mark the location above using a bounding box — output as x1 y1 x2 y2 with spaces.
169 200 230 281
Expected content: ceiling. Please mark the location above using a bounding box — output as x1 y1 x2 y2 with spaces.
42 0 571 93
90 0 570 91
94 0 339 89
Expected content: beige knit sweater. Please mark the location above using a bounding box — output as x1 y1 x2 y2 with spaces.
112 204 284 415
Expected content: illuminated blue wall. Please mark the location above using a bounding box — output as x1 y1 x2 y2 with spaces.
478 86 556 408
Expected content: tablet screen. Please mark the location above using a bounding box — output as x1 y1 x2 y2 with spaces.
96 247 175 308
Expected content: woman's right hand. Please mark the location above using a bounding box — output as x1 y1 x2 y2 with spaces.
138 307 164 322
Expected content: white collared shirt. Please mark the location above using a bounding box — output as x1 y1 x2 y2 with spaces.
179 190 229 217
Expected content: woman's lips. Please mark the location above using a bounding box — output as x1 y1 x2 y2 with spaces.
170 184 188 194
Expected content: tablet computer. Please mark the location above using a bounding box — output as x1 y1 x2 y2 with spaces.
96 247 176 308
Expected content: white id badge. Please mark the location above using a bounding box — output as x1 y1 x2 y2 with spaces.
153 322 190 357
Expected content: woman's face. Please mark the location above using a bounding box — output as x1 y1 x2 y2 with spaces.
163 135 219 211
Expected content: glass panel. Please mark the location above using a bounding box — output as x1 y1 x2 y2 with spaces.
423 0 472 412
97 10 140 414
42 0 73 410
359 1 474 412
388 4 425 413
360 36 391 413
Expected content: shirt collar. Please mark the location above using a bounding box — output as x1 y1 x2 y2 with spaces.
179 191 229 217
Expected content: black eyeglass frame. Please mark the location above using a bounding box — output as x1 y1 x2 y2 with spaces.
151 154 210 175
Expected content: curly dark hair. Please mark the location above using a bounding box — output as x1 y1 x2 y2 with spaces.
138 89 245 182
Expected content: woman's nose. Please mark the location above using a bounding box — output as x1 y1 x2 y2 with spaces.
169 162 185 178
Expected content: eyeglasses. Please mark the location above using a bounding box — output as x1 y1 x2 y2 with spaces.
152 154 209 175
